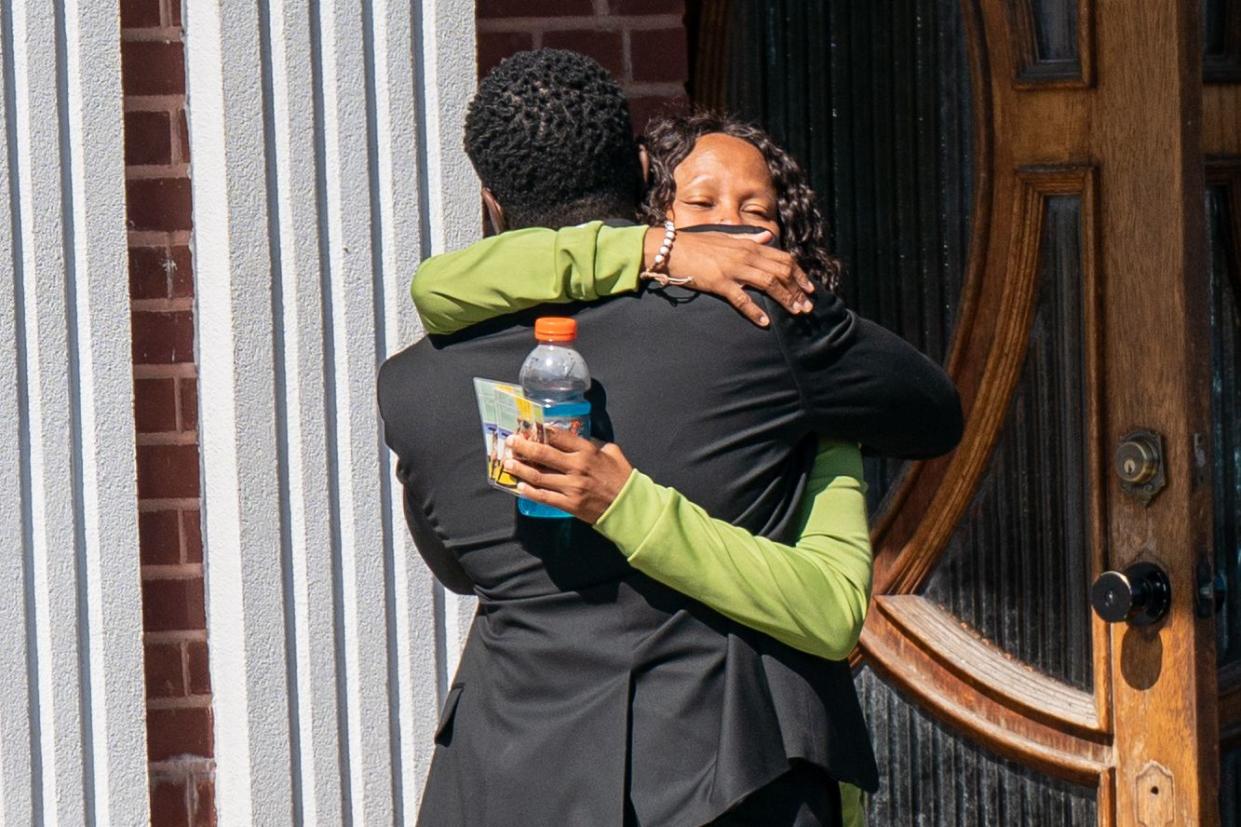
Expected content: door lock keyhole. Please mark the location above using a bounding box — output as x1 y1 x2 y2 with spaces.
1115 429 1165 505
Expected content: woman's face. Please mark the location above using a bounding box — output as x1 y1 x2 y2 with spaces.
666 133 780 237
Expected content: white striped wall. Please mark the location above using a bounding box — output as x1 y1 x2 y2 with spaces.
0 0 148 825
184 1 478 822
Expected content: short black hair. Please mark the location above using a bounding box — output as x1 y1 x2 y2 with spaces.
464 49 643 229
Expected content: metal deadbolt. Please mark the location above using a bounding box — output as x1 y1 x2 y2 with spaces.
1115 430 1166 505
1090 562 1172 627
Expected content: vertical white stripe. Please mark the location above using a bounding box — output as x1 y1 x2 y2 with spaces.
0 0 145 822
186 1 295 822
0 2 35 821
61 0 148 820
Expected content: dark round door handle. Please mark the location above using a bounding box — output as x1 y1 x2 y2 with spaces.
1090 562 1171 626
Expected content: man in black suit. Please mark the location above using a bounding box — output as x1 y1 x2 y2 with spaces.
378 50 962 825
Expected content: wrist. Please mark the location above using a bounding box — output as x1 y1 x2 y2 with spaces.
640 221 690 287
642 226 664 271
594 469 661 549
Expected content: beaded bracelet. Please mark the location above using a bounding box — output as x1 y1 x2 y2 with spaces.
641 220 693 287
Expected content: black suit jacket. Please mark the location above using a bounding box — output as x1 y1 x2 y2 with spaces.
378 277 961 825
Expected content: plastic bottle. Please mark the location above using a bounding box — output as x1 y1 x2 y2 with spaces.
518 317 591 519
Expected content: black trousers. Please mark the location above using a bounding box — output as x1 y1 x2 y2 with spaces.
707 762 843 827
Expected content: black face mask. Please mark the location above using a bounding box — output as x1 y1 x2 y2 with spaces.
679 223 781 249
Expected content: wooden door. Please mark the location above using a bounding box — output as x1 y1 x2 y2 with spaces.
691 0 1233 823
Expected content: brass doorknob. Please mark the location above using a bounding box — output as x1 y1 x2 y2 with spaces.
1090 562 1171 626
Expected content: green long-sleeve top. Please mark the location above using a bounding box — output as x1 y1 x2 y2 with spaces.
413 223 871 825
412 222 647 335
597 441 871 661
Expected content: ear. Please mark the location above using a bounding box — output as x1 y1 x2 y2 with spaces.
638 145 651 184
481 187 506 234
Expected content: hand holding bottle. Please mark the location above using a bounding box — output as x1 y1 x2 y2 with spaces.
505 429 634 525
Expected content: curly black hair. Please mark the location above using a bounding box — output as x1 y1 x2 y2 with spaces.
465 49 643 229
639 111 843 291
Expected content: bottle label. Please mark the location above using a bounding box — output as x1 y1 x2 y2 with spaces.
517 401 589 520
542 401 590 440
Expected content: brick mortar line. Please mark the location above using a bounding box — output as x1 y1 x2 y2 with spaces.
126 164 191 180
129 230 192 245
174 369 186 430
133 358 196 368
141 563 204 579
146 695 213 711
133 364 198 380
124 96 185 113
179 636 192 703
146 701 212 713
145 629 207 643
131 297 194 311
135 432 199 446
477 14 683 33
149 758 215 774
121 27 184 43
158 0 178 28
138 497 201 511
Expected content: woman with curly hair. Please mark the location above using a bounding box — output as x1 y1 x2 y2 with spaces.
636 111 843 293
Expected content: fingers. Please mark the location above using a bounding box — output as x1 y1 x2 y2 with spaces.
697 229 774 246
507 435 576 472
505 456 585 518
733 267 807 317
725 288 770 328
667 231 815 319
599 442 629 463
513 481 576 514
543 426 593 452
722 240 813 314
503 455 575 492
743 243 815 295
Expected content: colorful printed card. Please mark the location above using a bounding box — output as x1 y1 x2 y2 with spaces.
473 379 547 494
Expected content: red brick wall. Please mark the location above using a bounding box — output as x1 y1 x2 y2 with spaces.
120 0 215 824
476 0 690 131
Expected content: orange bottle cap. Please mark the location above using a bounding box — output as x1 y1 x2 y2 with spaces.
534 317 578 342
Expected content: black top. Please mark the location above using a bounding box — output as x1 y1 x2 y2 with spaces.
378 273 961 825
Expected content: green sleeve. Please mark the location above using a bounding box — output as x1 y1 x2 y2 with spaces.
841 785 866 827
411 222 648 335
594 439 872 662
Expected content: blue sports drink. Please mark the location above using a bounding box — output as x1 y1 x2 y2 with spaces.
518 317 590 518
